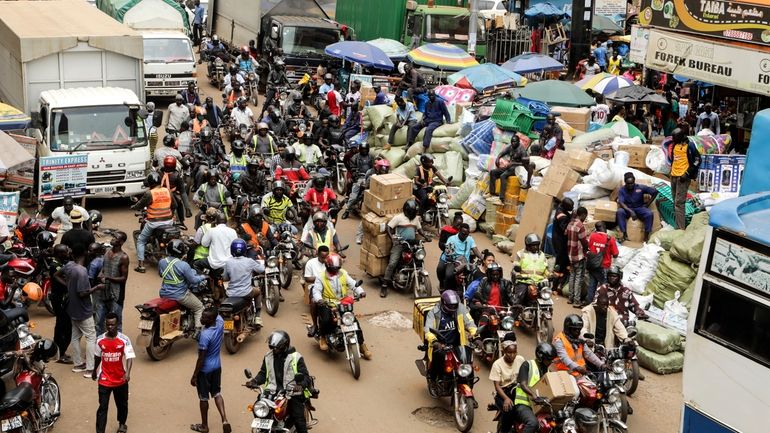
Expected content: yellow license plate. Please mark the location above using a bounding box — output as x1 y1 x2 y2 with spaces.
224 320 234 331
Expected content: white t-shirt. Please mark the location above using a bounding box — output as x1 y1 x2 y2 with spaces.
584 63 601 76
50 205 88 232
489 355 525 388
304 257 326 282
201 224 238 269
232 107 254 127
591 104 610 125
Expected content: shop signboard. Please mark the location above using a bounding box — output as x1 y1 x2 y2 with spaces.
645 29 770 96
629 25 650 63
0 192 20 228
38 155 88 200
639 0 770 46
595 0 628 17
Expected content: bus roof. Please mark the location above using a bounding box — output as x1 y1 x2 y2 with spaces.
709 192 770 245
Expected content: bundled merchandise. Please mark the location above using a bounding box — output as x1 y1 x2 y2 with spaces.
360 174 412 277
621 243 664 294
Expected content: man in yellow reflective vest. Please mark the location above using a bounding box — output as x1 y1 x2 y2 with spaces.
301 211 342 254
131 172 175 273
310 254 371 359
504 342 557 433
511 233 550 306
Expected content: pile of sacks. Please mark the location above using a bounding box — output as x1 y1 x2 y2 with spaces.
635 320 685 374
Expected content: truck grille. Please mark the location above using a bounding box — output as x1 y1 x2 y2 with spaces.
87 170 126 185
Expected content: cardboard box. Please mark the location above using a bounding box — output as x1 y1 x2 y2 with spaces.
370 173 413 201
362 233 392 257
551 149 595 173
539 165 581 200
495 222 512 235
413 297 440 340
497 210 517 226
359 85 376 109
551 106 591 132
513 190 554 253
625 206 662 241
617 144 651 168
363 190 407 217
362 212 391 237
593 200 618 222
533 371 580 410
593 148 614 161
160 310 182 339
360 247 388 277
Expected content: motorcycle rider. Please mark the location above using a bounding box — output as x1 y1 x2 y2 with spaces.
247 330 313 433
511 233 550 306
286 92 310 119
382 199 430 298
237 160 267 217
131 172 175 274
293 133 323 167
239 205 277 255
159 156 191 228
325 115 344 147
302 211 342 253
424 291 477 381
342 103 362 140
203 34 228 76
413 154 451 210
192 208 219 264
438 223 482 291
197 212 238 301
194 126 226 188
223 239 265 327
469 263 514 323
508 343 558 433
181 81 201 106
274 147 310 183
262 60 290 115
340 143 373 219
251 123 278 157
203 96 223 129
593 266 648 322
158 239 206 329
223 65 245 88
304 175 337 213
154 134 183 167
237 47 257 78
193 172 233 227
310 254 372 359
228 140 250 180
231 97 255 129
489 335 526 433
266 108 288 137
553 314 606 377
223 81 245 115
581 291 628 349
262 181 296 232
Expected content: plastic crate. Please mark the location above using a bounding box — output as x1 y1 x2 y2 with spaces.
654 184 701 227
517 97 551 132
491 98 529 118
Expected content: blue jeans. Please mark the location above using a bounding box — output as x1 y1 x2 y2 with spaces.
136 220 173 261
93 294 123 335
587 267 606 304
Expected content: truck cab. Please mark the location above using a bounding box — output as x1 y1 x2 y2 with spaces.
404 5 486 57
141 31 197 98
33 87 150 198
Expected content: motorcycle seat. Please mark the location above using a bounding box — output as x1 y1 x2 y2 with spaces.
143 297 181 313
0 254 13 269
0 385 34 411
219 297 249 313
2 307 28 327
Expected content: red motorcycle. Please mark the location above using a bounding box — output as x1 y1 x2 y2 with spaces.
0 230 57 315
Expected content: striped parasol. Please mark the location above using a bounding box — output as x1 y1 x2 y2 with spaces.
574 72 613 90
591 76 634 95
407 43 479 71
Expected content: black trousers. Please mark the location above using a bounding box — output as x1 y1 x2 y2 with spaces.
513 404 538 433
52 294 71 356
318 305 364 343
193 24 202 45
96 383 129 433
288 398 308 433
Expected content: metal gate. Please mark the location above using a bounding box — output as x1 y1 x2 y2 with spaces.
487 28 533 64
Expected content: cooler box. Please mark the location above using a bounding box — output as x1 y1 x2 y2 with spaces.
413 297 440 341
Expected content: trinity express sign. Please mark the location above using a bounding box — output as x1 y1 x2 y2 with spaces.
645 30 770 95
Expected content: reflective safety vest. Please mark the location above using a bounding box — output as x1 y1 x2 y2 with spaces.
311 228 333 249
147 188 173 221
320 269 348 303
252 134 276 155
201 184 229 219
160 258 183 285
518 251 548 284
553 332 585 377
241 222 269 249
193 224 212 260
229 154 248 173
514 360 541 407
418 166 434 186
263 351 311 398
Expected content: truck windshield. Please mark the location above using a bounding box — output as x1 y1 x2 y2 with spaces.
49 106 147 152
281 26 341 56
425 15 485 43
143 38 194 63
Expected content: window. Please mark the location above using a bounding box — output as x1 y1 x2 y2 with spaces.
281 27 341 56
425 15 485 43
143 38 194 63
478 0 497 9
49 107 146 151
696 281 770 367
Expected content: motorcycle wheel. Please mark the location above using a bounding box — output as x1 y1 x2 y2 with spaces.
279 263 293 289
453 392 475 433
335 169 348 196
414 273 432 298
347 342 361 380
265 284 280 317
536 314 554 345
618 393 629 423
609 425 628 433
42 292 56 316
224 331 241 354
146 323 173 361
624 359 640 396
41 376 61 426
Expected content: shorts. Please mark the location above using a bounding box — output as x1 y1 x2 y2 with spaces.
196 368 222 401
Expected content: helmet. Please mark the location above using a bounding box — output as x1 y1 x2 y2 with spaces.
89 209 103 226
283 147 296 160
205 207 220 222
374 159 391 173
267 330 290 354
606 265 623 280
257 122 268 131
167 239 188 258
420 154 434 165
358 142 369 153
232 140 245 152
312 176 326 189
145 172 161 188
247 158 261 169
22 282 43 302
34 339 58 362
403 199 419 220
328 115 339 126
36 231 56 249
563 314 584 338
237 96 247 106
163 155 177 171
325 253 342 275
146 101 155 111
324 73 333 80
312 211 327 223
248 205 263 221
524 233 541 247
292 92 302 102
273 180 286 192
212 34 220 43
163 134 176 147
574 408 599 427
486 262 503 282
230 239 247 257
440 290 460 314
200 126 214 142
535 343 557 365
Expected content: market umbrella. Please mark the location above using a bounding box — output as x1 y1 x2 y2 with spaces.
448 64 526 93
524 2 567 20
515 80 596 107
324 41 394 70
574 72 613 90
501 52 564 74
407 43 479 71
366 38 409 59
0 130 34 173
602 121 646 142
0 103 30 131
591 15 623 34
606 85 669 104
591 76 634 95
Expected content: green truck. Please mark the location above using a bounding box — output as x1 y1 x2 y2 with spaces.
335 0 486 58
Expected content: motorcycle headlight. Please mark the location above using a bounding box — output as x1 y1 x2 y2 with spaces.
253 401 270 418
540 288 552 300
438 194 448 203
501 316 515 331
612 359 625 375
607 388 620 403
215 57 223 65
267 257 278 268
415 248 426 261
458 364 473 378
563 418 576 430
249 72 256 80
16 324 30 340
341 312 355 326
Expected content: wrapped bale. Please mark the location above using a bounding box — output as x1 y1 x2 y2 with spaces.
379 147 407 168
432 122 461 138
636 321 682 354
622 243 664 294
649 229 686 251
448 179 475 209
647 252 697 309
670 212 710 265
637 347 684 374
393 155 421 179
365 105 395 131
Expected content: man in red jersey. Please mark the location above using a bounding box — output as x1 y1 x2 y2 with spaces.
92 312 135 433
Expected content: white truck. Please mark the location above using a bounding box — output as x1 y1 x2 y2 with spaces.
97 0 197 98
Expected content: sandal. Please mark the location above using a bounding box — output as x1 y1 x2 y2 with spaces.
190 424 208 433
117 424 128 433
222 422 232 433
134 266 146 274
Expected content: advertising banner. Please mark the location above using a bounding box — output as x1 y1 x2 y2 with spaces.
645 29 770 96
595 0 628 17
629 25 651 63
38 155 88 200
0 191 20 228
639 0 770 46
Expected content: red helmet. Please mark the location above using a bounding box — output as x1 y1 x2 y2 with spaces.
374 159 391 173
163 156 177 171
325 253 343 275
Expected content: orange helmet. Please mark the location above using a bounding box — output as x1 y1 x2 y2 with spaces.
22 282 43 302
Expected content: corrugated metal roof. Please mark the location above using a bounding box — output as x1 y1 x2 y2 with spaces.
0 0 139 38
271 15 339 28
39 87 141 108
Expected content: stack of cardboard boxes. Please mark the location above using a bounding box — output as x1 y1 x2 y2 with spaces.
493 176 525 236
360 173 413 277
698 154 746 193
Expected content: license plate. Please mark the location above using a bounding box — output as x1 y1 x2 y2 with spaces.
138 319 154 331
1 415 22 431
286 70 295 77
223 320 234 331
609 371 627 381
604 403 619 415
20 335 34 349
90 186 116 194
497 330 510 339
251 418 273 429
537 298 554 305
340 324 359 333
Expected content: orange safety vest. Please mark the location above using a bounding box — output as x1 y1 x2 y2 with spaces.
160 172 177 193
147 187 173 220
241 222 269 249
553 332 585 377
418 166 434 185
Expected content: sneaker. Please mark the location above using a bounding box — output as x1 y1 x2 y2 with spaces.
71 364 87 373
341 211 349 220
83 370 94 379
361 343 373 360
56 355 73 365
306 325 317 338
318 338 329 352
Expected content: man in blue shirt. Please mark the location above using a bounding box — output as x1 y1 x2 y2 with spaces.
191 307 231 433
388 96 417 147
407 90 451 150
192 0 205 46
318 74 334 98
593 42 608 72
373 86 389 105
437 223 482 291
159 240 206 329
616 173 658 242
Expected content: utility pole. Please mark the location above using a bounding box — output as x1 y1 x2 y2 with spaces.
569 0 593 77
468 0 478 56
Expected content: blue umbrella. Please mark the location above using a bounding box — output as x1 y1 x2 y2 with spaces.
524 2 568 20
324 41 394 70
501 52 564 74
448 64 526 92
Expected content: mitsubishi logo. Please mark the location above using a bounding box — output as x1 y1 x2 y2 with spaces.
99 157 106 163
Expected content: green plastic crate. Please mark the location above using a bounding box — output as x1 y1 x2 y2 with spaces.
654 183 701 227
491 99 544 133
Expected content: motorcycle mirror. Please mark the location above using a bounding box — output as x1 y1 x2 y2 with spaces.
583 333 595 340
339 245 349 252
513 265 522 273
244 369 252 379
355 280 363 287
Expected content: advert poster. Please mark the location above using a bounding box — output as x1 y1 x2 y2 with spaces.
0 191 20 228
595 0 628 18
639 0 770 46
38 155 87 200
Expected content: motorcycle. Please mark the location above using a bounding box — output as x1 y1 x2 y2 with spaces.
416 328 477 432
131 210 182 266
243 370 318 433
309 288 364 380
210 57 226 90
390 238 432 298
577 372 629 432
422 182 452 232
219 293 261 355
268 86 290 114
255 255 282 317
587 324 640 397
511 269 555 344
324 144 348 195
272 225 299 289
473 305 513 363
135 281 213 361
0 245 55 315
489 399 590 433
246 71 259 106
